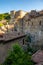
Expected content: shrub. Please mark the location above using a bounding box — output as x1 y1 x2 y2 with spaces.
3 43 34 65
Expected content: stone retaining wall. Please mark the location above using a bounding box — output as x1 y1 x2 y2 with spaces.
0 37 25 63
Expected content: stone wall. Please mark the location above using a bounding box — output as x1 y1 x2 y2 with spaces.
23 15 43 33
0 37 25 64
10 10 43 34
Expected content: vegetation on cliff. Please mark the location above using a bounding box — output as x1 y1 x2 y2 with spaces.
0 13 10 21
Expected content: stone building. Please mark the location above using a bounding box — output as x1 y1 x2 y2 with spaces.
29 10 39 17
10 10 43 33
10 10 43 44
10 10 26 32
10 10 16 23
21 11 43 46
39 10 43 15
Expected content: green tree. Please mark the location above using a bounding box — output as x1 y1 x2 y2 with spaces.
0 13 10 21
0 14 3 20
3 43 34 65
26 34 31 43
4 15 10 20
0 23 4 27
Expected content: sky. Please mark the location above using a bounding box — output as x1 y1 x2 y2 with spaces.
0 0 43 13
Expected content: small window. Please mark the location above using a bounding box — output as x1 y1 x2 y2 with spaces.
39 21 41 26
28 19 30 21
32 22 33 25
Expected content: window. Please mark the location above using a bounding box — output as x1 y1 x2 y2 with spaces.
39 21 41 26
32 22 33 25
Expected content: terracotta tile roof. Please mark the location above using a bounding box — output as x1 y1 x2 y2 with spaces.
32 50 43 63
35 62 43 65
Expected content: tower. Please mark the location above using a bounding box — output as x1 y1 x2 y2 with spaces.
10 10 16 23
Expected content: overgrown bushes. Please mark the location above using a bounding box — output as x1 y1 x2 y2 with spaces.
3 43 34 65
